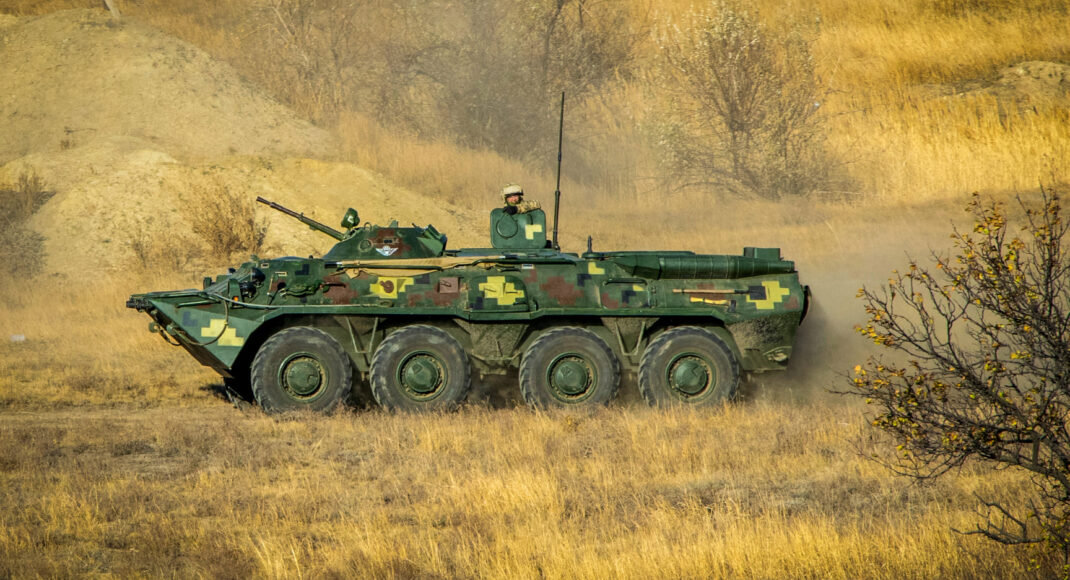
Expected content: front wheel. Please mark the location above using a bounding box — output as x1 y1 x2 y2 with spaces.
519 327 621 410
638 327 740 407
369 325 472 412
250 326 354 414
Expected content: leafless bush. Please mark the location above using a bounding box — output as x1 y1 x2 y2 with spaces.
257 0 644 163
183 179 267 262
0 170 54 276
126 217 195 271
124 179 265 272
653 2 831 199
0 170 53 223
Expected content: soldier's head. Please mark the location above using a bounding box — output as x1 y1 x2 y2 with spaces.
501 184 524 206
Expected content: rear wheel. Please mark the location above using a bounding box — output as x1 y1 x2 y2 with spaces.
638 327 740 407
251 327 353 414
519 327 620 410
370 325 471 412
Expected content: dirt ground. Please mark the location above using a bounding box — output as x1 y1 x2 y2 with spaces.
0 9 486 274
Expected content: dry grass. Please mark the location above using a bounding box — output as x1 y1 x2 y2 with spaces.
0 277 217 410
0 393 1054 578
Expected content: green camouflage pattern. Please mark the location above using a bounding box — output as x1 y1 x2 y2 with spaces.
127 203 809 409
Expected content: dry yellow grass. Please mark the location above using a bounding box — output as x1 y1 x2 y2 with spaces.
0 387 1052 578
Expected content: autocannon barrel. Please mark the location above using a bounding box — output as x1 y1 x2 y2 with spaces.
256 196 345 241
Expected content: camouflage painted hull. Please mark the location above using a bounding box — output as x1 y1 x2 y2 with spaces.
129 208 809 412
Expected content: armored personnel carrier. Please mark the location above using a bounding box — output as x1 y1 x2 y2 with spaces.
127 195 810 413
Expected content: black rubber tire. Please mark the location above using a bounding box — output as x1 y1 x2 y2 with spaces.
369 325 471 412
519 327 621 410
251 327 354 414
638 327 740 407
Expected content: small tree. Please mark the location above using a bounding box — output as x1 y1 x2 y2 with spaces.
846 186 1070 564
654 2 828 199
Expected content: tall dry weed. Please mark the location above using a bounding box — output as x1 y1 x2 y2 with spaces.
122 178 267 273
183 178 267 262
0 170 54 276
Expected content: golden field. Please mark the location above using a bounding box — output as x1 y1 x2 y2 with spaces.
1 0 1068 577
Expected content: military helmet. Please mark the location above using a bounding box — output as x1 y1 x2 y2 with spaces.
501 183 524 203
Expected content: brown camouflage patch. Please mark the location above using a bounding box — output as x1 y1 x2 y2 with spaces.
783 295 800 310
600 292 621 309
406 288 461 308
540 275 585 306
322 273 361 304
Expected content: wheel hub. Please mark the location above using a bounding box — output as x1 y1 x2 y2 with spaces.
549 355 593 397
281 355 325 397
400 353 445 396
668 355 712 396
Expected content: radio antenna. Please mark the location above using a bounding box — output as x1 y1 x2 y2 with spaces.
551 92 564 251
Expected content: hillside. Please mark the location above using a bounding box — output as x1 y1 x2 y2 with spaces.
0 9 485 273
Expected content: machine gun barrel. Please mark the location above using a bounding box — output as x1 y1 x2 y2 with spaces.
256 196 345 241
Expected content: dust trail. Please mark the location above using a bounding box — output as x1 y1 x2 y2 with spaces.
743 197 976 404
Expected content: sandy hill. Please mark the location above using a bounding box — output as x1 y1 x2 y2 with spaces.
0 9 485 273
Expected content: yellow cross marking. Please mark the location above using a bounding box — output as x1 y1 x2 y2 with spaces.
748 281 791 310
201 318 245 347
479 276 525 306
588 262 605 275
370 277 414 299
524 223 544 240
691 297 728 305
633 285 645 292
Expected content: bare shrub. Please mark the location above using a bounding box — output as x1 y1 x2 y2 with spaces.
423 0 646 161
0 170 54 276
256 0 644 164
653 2 831 199
183 179 267 262
844 186 1070 563
123 179 265 272
0 170 53 223
126 217 195 271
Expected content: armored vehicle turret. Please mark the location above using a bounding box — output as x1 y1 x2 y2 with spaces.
128 196 810 413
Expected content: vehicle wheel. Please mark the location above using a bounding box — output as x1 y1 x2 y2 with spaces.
251 327 354 414
638 327 740 407
369 325 471 412
519 327 620 410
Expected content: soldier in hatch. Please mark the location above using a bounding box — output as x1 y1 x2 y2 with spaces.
500 184 541 215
